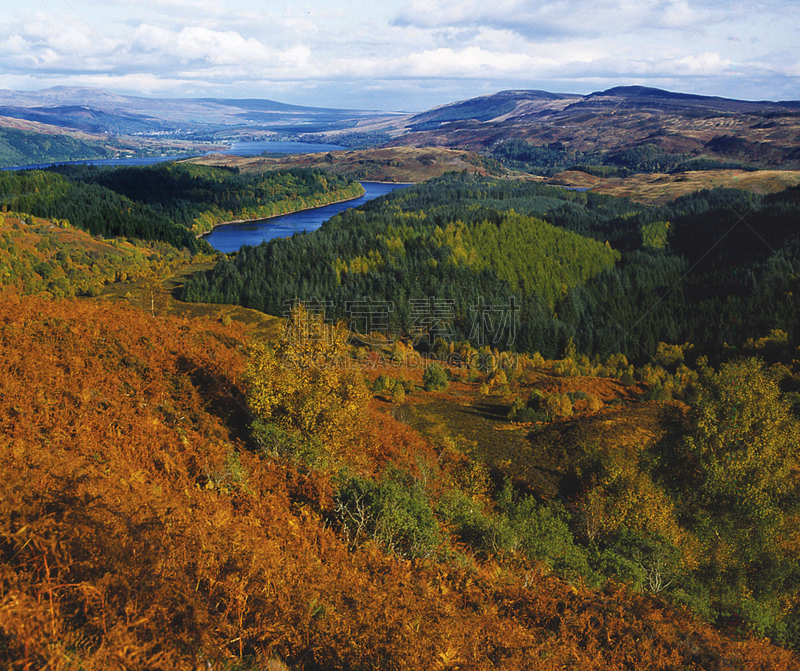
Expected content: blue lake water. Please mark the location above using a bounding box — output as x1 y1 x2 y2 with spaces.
202 182 411 253
3 140 347 171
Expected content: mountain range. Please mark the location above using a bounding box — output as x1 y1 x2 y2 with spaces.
1 85 800 168
0 86 389 137
385 86 800 168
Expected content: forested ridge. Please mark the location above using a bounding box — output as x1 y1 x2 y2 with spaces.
0 163 364 252
182 174 622 348
0 168 199 251
490 138 753 177
50 162 365 235
0 127 114 167
183 171 800 360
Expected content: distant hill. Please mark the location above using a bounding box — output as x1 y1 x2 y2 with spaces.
402 86 800 129
0 87 405 165
0 104 170 135
0 125 116 167
391 86 800 169
2 85 800 169
405 89 577 130
0 87 389 136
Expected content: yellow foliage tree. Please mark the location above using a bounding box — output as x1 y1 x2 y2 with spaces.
684 357 799 516
245 302 370 454
575 441 700 570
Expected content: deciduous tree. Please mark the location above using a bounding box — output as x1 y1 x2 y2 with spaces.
246 302 370 456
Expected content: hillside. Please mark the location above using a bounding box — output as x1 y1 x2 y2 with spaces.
0 210 203 298
181 173 623 332
389 87 800 170
4 85 800 173
2 290 799 669
49 162 366 235
189 146 500 182
0 163 365 244
545 168 800 205
0 113 224 167
190 148 800 208
2 170 800 667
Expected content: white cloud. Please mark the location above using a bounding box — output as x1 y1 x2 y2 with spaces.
407 47 536 77
130 24 274 65
660 0 701 28
392 0 719 38
677 51 733 75
0 0 796 109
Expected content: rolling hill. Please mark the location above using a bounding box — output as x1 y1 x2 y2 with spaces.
2 201 800 667
2 85 800 173
0 86 396 137
387 86 800 169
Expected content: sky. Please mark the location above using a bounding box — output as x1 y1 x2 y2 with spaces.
0 0 798 111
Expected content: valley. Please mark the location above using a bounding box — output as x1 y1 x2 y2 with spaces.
3 84 800 670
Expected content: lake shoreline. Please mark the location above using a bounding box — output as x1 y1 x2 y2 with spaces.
202 180 413 253
197 186 367 240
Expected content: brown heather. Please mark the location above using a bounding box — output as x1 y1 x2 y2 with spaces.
0 295 797 670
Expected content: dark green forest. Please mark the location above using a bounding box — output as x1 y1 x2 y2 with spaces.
182 171 800 361
48 162 365 234
0 127 114 167
0 168 199 250
491 139 752 176
0 163 364 252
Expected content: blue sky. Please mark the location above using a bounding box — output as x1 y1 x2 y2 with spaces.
0 0 797 110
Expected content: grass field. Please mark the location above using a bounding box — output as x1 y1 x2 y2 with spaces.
547 168 800 204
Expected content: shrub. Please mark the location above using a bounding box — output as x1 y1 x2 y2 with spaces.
373 373 393 393
490 370 508 386
205 449 250 492
527 389 546 411
251 419 327 466
399 375 415 393
335 472 442 559
498 483 597 583
509 397 549 422
423 363 449 391
437 490 517 556
508 397 526 421
391 383 406 404
587 394 603 412
567 390 590 402
544 393 573 419
642 382 671 402
517 407 549 422
606 527 682 595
